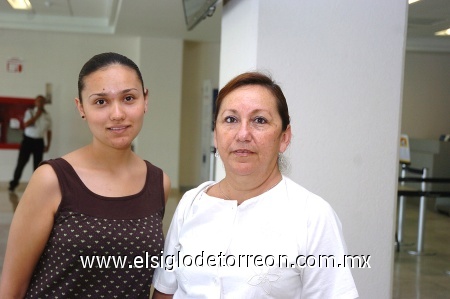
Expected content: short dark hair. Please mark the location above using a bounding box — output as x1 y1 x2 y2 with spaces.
214 72 290 131
77 52 144 102
36 95 46 101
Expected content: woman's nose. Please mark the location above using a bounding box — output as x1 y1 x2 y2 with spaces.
237 122 251 141
110 102 125 120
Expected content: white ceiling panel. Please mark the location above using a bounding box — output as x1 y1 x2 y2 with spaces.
0 0 120 34
0 0 449 44
0 0 222 41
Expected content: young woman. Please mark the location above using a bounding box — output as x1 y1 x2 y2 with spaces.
0 52 171 298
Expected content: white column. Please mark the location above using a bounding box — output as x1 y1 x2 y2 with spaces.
217 0 408 297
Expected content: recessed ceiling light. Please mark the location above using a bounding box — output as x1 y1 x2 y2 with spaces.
408 0 421 4
7 0 32 10
435 28 450 36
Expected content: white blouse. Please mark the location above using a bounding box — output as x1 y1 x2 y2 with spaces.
153 176 358 298
24 107 52 139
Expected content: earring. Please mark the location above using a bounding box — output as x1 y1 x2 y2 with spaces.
214 151 219 158
81 115 85 119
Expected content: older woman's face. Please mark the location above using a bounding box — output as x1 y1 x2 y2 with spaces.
214 85 291 177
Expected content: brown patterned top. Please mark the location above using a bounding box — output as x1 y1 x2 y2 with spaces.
25 158 165 298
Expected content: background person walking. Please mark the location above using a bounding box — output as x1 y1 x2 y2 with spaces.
9 95 52 192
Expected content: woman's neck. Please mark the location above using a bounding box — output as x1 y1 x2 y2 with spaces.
86 143 136 169
221 168 282 204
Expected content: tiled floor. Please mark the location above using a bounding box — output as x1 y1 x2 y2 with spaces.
393 198 450 298
0 184 449 298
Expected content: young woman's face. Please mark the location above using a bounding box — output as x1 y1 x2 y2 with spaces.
76 64 148 150
214 85 291 177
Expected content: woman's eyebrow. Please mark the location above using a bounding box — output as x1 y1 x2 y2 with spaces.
88 88 139 99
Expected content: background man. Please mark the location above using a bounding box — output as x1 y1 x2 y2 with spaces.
9 95 52 192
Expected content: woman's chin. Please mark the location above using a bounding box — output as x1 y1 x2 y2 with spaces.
227 165 257 177
109 138 134 150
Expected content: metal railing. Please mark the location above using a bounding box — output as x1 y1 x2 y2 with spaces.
397 164 450 255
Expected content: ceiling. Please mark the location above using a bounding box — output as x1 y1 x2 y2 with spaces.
0 0 222 42
407 0 450 38
0 0 449 43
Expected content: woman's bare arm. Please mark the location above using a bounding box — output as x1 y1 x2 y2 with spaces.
0 165 61 298
163 172 171 204
152 289 174 299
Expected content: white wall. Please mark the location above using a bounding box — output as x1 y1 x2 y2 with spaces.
137 37 183 188
179 42 220 189
0 30 182 188
402 51 450 139
217 1 408 298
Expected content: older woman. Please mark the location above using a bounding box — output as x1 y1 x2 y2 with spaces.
153 72 358 298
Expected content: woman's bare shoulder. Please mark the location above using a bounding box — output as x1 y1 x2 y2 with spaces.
17 163 61 214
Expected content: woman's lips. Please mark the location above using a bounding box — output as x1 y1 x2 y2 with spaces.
233 149 254 156
108 125 129 133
